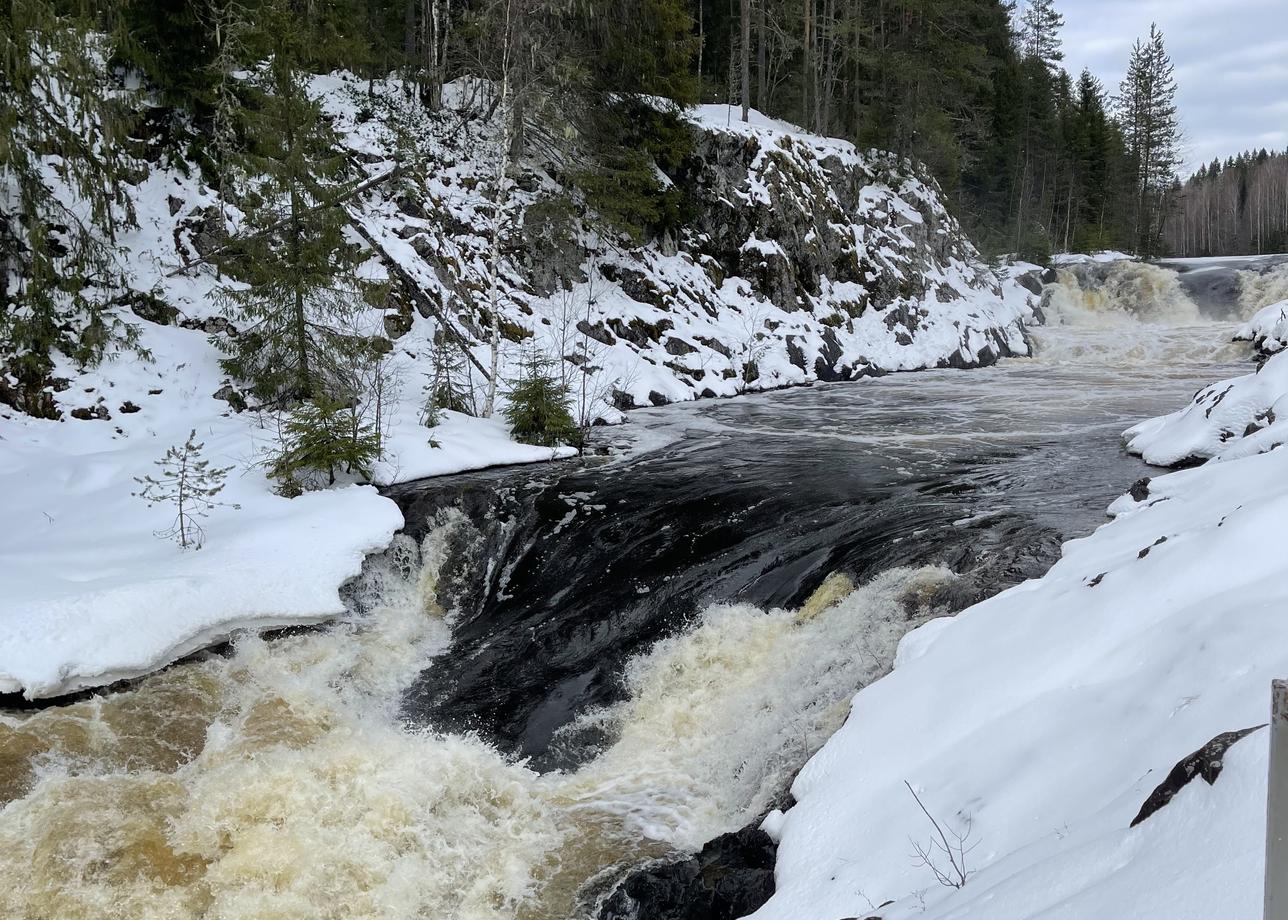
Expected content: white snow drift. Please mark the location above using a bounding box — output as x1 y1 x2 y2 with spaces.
1125 347 1288 466
755 338 1288 920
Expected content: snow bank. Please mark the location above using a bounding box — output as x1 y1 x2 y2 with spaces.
0 321 405 698
1051 250 1134 265
1124 348 1288 466
755 429 1288 920
1236 299 1288 354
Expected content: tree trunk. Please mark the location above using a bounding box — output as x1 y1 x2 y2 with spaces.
740 0 751 121
756 0 766 109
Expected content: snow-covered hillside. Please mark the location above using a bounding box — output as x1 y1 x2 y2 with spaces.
0 76 1032 700
752 327 1288 920
322 78 1033 411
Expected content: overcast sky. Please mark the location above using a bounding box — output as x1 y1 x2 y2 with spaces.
1057 0 1288 175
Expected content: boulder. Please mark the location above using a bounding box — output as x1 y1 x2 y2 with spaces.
1130 725 1264 827
598 826 777 920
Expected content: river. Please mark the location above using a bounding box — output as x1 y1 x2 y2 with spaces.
0 257 1278 919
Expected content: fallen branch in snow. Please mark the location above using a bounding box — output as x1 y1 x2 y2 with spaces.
342 214 494 387
165 164 406 277
905 780 977 889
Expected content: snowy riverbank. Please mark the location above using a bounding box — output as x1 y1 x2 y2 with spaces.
0 78 1035 700
753 328 1288 920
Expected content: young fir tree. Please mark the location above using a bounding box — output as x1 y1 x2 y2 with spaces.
133 430 240 550
0 0 139 416
504 347 578 448
212 0 364 405
270 396 380 492
420 332 474 428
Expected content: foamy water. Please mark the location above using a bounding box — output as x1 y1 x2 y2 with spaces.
1041 262 1203 327
2 255 1265 918
0 505 956 920
1239 261 1288 318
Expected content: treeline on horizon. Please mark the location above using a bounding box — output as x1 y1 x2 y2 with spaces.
1165 150 1288 258
5 0 1264 285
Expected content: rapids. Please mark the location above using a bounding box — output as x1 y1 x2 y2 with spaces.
0 255 1277 920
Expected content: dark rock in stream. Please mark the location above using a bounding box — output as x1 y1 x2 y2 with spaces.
597 827 777 920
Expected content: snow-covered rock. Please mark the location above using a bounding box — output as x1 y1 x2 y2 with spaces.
0 320 404 698
752 413 1288 920
1236 298 1288 355
1124 348 1288 466
326 81 1033 412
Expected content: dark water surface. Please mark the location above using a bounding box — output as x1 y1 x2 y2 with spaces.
393 324 1252 768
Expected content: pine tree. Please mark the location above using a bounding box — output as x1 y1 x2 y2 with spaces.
133 431 240 550
504 347 578 448
0 0 140 417
212 0 366 405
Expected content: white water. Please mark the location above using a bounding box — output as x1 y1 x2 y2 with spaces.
1041 262 1203 327
1238 260 1288 318
0 258 1260 918
0 505 956 920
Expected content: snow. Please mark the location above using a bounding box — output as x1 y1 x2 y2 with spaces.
0 320 404 698
0 79 1028 698
754 338 1288 920
1236 299 1288 354
1051 250 1134 265
1124 348 1288 465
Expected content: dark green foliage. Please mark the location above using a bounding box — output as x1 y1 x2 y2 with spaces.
0 0 142 416
578 99 695 242
270 396 380 490
117 0 221 114
211 0 363 404
504 349 579 448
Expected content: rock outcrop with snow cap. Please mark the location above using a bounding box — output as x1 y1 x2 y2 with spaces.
326 83 1033 410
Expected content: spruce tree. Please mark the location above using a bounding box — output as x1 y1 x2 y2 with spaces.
0 0 139 416
504 348 578 448
133 431 240 550
212 0 365 405
270 396 380 492
1118 24 1180 257
1019 0 1064 74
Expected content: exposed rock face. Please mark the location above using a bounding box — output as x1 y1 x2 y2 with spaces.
1129 725 1264 827
597 827 777 920
326 91 1035 412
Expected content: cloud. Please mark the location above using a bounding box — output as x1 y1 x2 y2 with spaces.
1056 0 1288 171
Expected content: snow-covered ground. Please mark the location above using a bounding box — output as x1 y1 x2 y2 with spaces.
1 75 1036 700
753 326 1288 920
1051 250 1134 265
0 319 403 698
1236 299 1288 354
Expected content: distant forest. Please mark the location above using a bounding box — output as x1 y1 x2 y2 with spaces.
1164 151 1288 258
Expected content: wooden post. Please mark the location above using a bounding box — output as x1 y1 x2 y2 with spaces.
1267 680 1288 920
